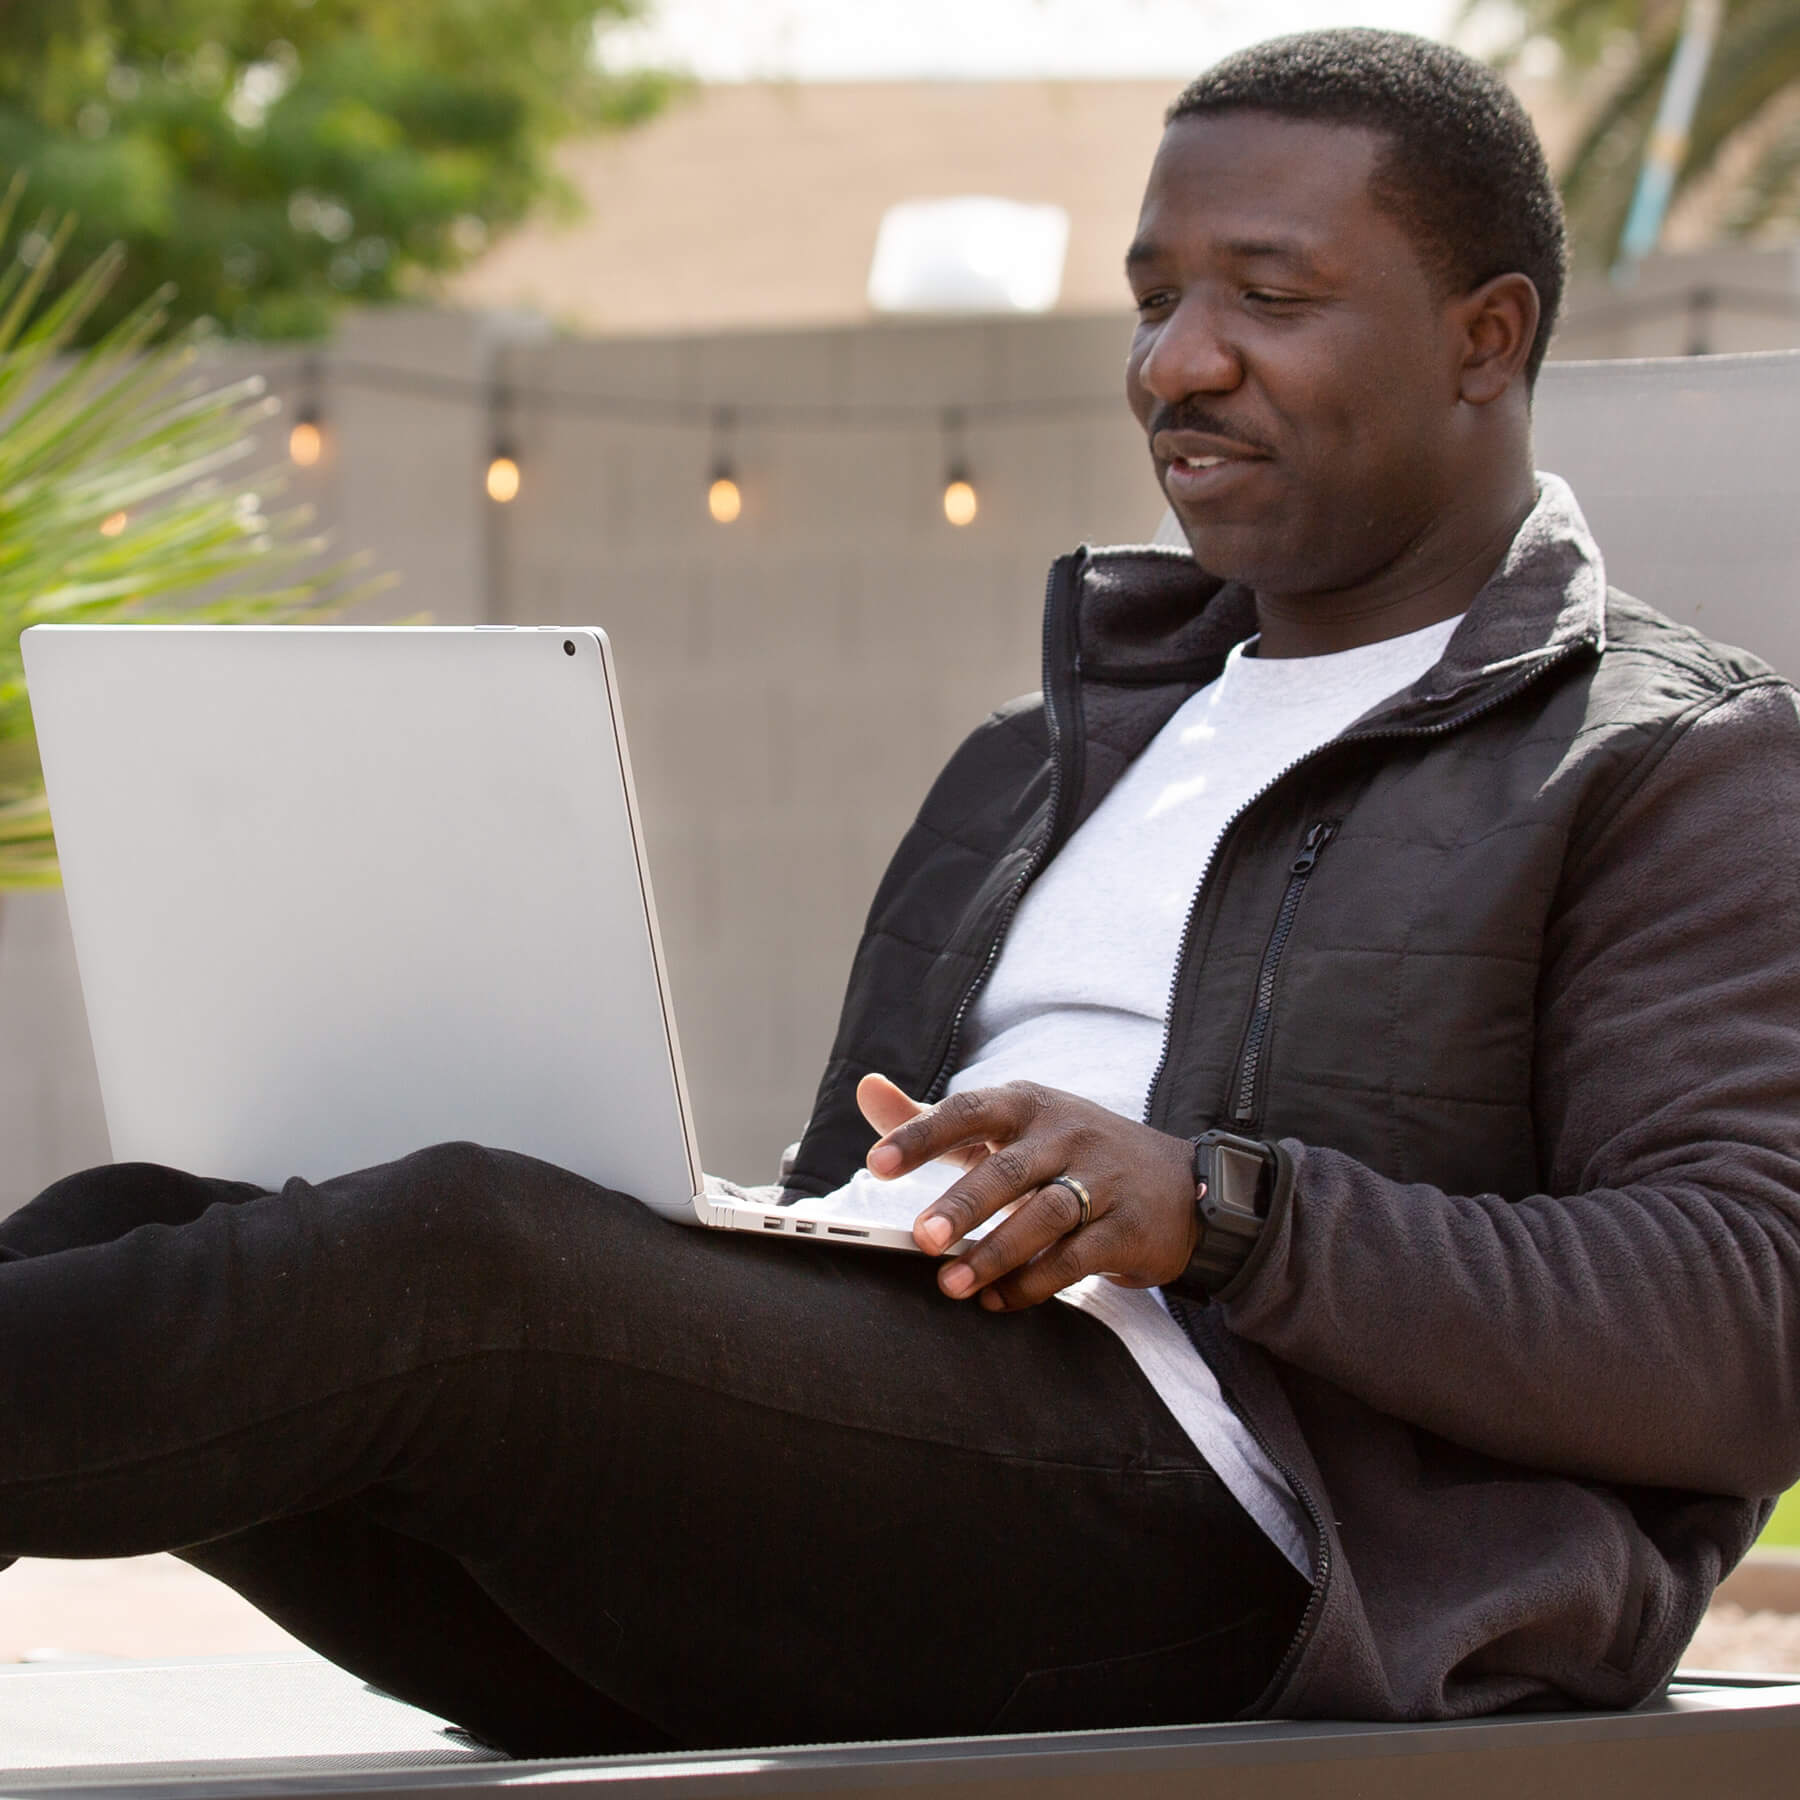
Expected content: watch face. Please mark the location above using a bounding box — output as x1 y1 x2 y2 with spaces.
1213 1142 1269 1217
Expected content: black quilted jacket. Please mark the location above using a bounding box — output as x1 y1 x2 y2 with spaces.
786 477 1800 1720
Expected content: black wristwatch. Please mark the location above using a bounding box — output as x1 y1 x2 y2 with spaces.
1170 1130 1276 1299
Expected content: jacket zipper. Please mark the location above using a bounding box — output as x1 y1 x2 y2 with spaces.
1148 638 1592 1695
1209 1353 1333 1706
907 594 1589 1688
923 557 1077 1101
901 590 1592 1687
1142 638 1592 1136
1140 753 1328 1134
1231 820 1338 1127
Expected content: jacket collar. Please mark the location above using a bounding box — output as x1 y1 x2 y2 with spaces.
1072 473 1608 725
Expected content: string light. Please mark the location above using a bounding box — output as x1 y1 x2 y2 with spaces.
289 417 323 468
99 510 128 537
485 447 522 505
941 409 977 526
272 353 1121 521
707 471 742 524
289 354 325 467
942 470 977 527
707 408 741 524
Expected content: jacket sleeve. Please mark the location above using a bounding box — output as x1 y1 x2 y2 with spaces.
1218 677 1800 1499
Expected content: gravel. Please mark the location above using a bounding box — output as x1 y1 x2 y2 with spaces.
1682 1602 1800 1674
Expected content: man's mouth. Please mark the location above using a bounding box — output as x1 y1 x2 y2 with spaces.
1151 428 1271 499
1159 439 1268 502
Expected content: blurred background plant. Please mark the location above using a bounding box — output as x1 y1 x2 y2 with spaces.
0 177 362 889
1479 0 1800 270
0 0 674 343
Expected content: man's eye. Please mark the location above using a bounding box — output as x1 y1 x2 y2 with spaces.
1134 290 1176 315
1246 290 1306 308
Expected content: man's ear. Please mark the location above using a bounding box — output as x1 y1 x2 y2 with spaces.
1454 272 1540 406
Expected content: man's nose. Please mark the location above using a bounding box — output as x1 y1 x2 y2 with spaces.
1136 297 1244 402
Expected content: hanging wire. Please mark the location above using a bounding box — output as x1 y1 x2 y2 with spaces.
288 353 325 468
707 407 742 523
270 352 1125 432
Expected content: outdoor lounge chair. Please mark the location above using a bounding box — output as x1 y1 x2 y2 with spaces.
6 345 1800 1799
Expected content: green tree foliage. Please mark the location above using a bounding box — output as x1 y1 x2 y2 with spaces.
1481 0 1800 268
0 0 670 340
0 180 360 887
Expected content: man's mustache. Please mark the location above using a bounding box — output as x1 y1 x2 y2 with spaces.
1145 403 1274 458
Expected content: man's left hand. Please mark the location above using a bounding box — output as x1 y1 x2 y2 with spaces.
857 1074 1200 1311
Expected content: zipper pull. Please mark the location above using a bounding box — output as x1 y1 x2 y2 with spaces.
1290 820 1338 875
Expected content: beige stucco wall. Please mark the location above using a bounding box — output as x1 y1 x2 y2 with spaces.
441 75 1592 341
447 81 1176 336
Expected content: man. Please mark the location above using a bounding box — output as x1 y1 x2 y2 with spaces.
3 27 1797 1752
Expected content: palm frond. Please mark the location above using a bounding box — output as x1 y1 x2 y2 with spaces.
1679 0 1800 187
1556 33 1681 265
0 214 372 890
1726 108 1800 231
1479 0 1800 265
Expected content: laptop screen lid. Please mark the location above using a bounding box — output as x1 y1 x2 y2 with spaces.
21 624 704 1213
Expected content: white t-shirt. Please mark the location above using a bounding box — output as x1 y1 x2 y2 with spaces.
809 613 1465 1575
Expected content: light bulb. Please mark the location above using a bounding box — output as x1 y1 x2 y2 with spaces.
289 419 324 468
99 510 128 538
486 454 522 504
943 477 978 527
708 474 742 524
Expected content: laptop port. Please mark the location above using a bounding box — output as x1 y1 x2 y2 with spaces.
828 1226 870 1238
795 1220 817 1234
762 1217 784 1230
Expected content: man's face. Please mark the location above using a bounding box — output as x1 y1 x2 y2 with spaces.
1125 111 1468 598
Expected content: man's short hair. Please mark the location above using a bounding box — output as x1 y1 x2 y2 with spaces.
1167 29 1567 384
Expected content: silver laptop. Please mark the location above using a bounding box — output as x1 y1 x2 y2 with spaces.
21 624 924 1253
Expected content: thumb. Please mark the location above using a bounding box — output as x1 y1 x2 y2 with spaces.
856 1071 927 1141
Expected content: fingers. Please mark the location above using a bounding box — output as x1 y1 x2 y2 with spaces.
858 1075 996 1184
982 1216 1136 1312
866 1081 1043 1181
908 1092 1069 1254
859 1079 1196 1308
938 1177 1089 1297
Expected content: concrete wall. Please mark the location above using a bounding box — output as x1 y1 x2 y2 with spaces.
1551 246 1800 363
1 307 1158 1205
8 298 1800 1210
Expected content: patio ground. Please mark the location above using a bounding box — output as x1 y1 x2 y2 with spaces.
0 1557 302 1661
2 1554 1797 1675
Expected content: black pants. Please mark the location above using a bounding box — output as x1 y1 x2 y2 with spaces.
0 1144 1307 1756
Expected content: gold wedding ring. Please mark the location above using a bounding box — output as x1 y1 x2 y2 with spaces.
1046 1173 1093 1230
